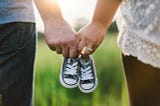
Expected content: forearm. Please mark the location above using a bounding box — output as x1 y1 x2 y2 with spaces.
34 0 78 58
92 0 121 29
34 0 64 23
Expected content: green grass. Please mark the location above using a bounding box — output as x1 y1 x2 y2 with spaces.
35 33 129 106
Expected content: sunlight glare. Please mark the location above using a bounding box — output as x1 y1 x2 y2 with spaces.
35 0 96 32
57 0 96 25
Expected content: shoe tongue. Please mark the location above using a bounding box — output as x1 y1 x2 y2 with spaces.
67 59 71 64
80 58 90 67
67 58 77 64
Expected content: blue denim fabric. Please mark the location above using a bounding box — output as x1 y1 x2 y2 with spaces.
0 22 36 106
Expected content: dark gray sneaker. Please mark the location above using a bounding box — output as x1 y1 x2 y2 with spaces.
60 57 80 88
78 56 98 93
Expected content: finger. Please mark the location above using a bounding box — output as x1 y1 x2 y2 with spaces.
76 34 80 45
55 46 62 54
62 46 69 58
69 39 78 58
50 46 56 51
85 45 94 55
69 47 78 58
78 40 85 54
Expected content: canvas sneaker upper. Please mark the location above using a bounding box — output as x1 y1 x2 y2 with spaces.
79 56 98 93
60 58 80 88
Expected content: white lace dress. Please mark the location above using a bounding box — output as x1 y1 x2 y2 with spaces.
117 0 160 68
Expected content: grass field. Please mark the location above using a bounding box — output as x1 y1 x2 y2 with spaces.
35 33 129 106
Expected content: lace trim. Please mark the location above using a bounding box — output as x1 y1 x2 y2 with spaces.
118 30 160 68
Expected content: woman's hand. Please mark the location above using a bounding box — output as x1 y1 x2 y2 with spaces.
77 22 107 56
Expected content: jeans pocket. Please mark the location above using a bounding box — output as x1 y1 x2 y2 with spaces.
0 23 25 54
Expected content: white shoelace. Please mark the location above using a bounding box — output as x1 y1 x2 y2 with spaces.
64 59 78 75
81 65 93 80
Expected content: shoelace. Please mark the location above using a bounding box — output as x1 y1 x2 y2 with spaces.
64 59 79 75
81 64 94 81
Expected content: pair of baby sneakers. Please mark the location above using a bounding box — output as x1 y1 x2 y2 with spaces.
60 56 98 93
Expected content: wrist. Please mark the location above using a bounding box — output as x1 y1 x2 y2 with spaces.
43 13 64 23
90 20 109 31
91 19 110 31
44 16 66 27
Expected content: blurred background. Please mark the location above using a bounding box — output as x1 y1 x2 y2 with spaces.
34 0 129 106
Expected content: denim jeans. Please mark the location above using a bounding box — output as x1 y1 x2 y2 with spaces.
0 22 36 106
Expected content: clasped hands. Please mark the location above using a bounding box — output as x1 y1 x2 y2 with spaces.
44 20 106 58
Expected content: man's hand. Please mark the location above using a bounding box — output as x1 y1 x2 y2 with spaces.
77 22 107 56
44 19 78 58
34 0 78 58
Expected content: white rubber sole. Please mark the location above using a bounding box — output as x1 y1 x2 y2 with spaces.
59 73 80 88
78 78 98 93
